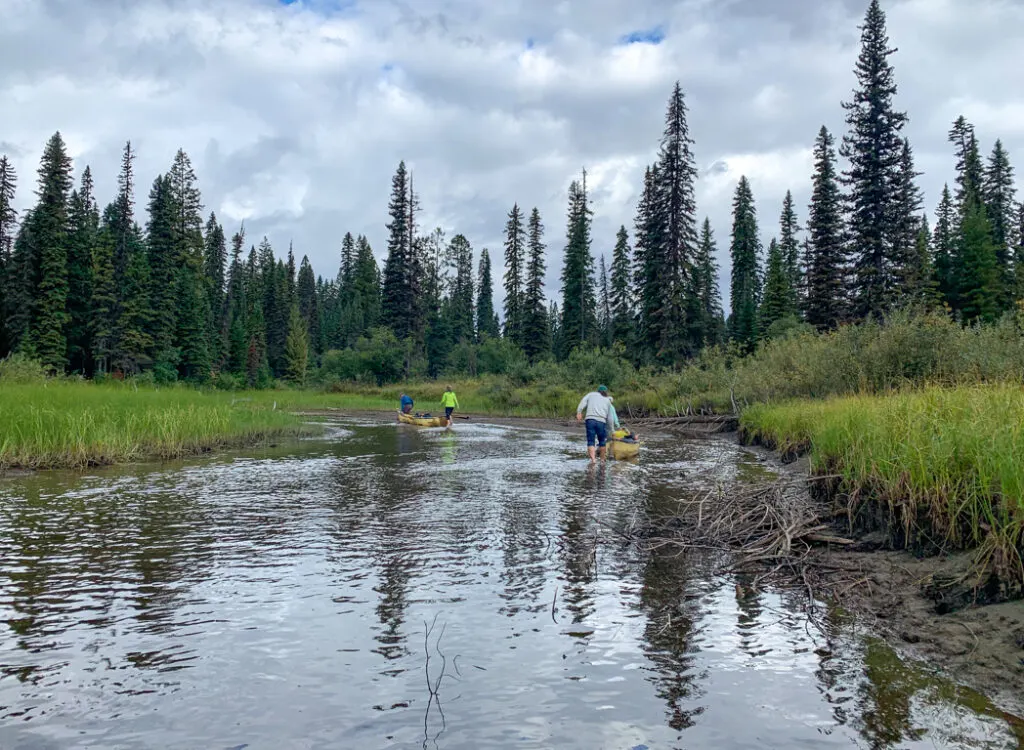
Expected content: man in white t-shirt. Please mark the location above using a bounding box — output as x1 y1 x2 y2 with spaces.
576 385 611 462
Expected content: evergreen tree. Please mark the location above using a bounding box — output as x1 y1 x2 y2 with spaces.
381 161 413 339
839 0 908 320
932 184 957 309
958 192 1001 323
167 149 209 379
354 235 381 332
90 207 118 374
558 172 596 355
609 225 633 347
1015 203 1024 303
502 203 526 344
891 138 924 306
203 212 228 366
339 231 356 292
653 81 700 359
522 207 550 361
597 254 612 347
758 238 795 338
0 155 16 354
27 132 74 371
446 233 475 342
778 190 801 309
729 176 761 351
948 116 982 209
225 226 249 375
66 166 99 373
633 165 666 360
694 218 725 346
145 174 178 361
297 255 319 350
476 248 499 339
804 126 847 330
284 304 309 384
982 139 1016 307
908 216 941 306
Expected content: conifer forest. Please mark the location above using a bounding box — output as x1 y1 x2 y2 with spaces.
0 0 1020 388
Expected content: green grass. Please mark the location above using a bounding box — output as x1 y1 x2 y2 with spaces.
739 384 1024 584
0 381 316 470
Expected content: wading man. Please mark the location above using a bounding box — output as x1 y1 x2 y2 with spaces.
576 385 612 462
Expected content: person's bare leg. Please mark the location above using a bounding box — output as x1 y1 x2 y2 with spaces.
588 445 596 462
598 445 606 460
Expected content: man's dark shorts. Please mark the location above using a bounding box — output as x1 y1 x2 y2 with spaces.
445 407 454 419
585 418 607 447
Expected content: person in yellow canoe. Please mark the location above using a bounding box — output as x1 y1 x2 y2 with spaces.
440 385 459 426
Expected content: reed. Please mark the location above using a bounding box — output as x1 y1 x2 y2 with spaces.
739 384 1024 585
0 381 313 470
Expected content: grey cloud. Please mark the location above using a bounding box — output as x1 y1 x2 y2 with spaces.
1 0 1022 317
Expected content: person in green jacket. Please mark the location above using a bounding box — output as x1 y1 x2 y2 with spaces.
441 385 459 427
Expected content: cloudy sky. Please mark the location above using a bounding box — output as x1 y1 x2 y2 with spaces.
1 0 1022 313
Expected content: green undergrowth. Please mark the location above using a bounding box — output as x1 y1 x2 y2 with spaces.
0 382 315 470
739 384 1024 594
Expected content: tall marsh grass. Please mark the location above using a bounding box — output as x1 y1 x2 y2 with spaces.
740 385 1024 586
0 381 312 470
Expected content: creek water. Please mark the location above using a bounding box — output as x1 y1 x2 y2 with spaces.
0 416 1021 750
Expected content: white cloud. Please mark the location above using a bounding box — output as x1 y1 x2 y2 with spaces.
1 0 1022 318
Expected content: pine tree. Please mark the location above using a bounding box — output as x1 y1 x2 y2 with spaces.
1015 203 1024 304
609 225 633 347
597 254 612 347
653 81 700 359
5 216 35 352
476 248 499 339
932 184 957 310
297 255 319 347
948 116 982 209
66 166 99 373
502 203 526 344
145 174 178 360
90 207 118 374
284 304 309 384
558 172 596 355
225 226 248 375
958 192 1001 323
694 218 725 347
167 149 209 379
522 207 550 361
758 238 795 338
778 190 801 310
0 155 16 355
381 161 413 339
203 212 228 366
908 216 940 307
27 132 74 371
805 126 847 330
339 231 356 292
446 233 475 342
983 139 1016 308
839 0 908 320
729 176 761 351
891 138 924 307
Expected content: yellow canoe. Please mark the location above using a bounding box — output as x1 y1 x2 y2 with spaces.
397 411 447 427
608 429 641 459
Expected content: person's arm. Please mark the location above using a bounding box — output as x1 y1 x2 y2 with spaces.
576 394 588 421
454 394 459 408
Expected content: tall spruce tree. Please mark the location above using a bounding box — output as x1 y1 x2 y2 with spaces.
168 149 209 379
203 212 228 366
225 226 248 374
949 116 982 209
1015 203 1024 304
145 174 178 362
778 190 801 310
446 233 475 343
66 167 99 373
958 191 1001 323
891 138 924 306
476 248 499 339
839 0 908 320
729 176 761 351
758 238 795 338
932 184 957 309
558 172 596 355
597 254 612 347
502 203 526 344
90 206 118 374
805 126 847 330
0 155 16 354
297 255 319 350
694 218 725 347
609 225 633 347
908 216 941 307
982 139 1016 308
27 132 74 370
654 81 700 359
6 215 36 352
633 165 666 359
339 231 356 292
381 161 413 339
522 207 550 361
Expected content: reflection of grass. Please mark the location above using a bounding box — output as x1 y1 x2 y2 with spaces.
0 382 314 470
740 385 1024 583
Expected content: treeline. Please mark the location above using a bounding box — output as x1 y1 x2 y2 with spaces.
0 0 1020 387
